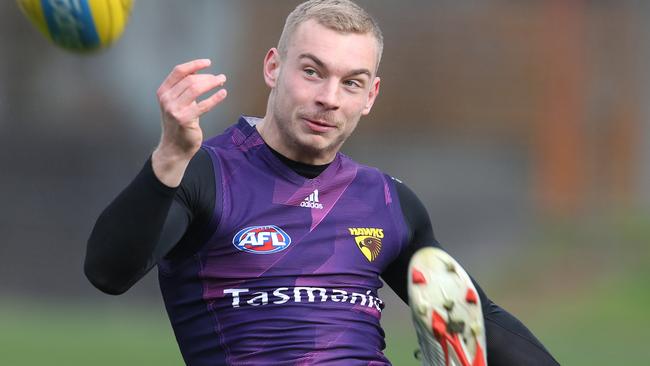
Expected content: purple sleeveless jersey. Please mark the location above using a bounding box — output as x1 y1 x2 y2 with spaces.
158 117 409 365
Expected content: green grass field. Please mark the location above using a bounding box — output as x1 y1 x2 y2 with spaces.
0 300 184 365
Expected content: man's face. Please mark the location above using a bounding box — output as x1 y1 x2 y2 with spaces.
265 19 381 162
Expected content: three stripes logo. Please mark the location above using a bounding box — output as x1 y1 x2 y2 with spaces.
300 189 323 210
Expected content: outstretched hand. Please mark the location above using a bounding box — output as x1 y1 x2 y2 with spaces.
152 59 227 187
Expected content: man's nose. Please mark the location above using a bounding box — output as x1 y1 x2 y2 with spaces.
315 80 340 110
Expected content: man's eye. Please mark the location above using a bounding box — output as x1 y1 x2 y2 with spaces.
344 80 361 88
304 69 317 77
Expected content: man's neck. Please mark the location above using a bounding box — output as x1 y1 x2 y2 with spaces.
256 115 336 165
246 116 331 178
267 145 329 179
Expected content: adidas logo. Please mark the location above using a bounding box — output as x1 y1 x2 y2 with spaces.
300 189 324 209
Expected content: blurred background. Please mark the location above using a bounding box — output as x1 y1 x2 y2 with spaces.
1 0 649 365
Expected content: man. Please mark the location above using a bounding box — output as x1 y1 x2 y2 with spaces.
85 1 559 365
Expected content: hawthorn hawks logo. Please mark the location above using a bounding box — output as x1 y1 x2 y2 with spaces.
348 227 383 262
232 225 292 254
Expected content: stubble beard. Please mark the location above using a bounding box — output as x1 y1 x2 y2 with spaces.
272 102 351 161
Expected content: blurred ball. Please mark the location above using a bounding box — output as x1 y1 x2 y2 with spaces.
17 0 133 52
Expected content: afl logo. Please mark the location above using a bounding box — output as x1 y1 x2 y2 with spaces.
232 225 292 254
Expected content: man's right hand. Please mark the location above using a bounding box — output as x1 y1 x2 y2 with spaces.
152 59 227 187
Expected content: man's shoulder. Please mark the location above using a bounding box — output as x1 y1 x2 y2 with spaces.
339 153 407 193
202 119 242 149
202 116 264 153
341 153 403 183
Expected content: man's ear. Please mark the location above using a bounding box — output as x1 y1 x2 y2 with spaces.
362 76 381 115
263 48 281 88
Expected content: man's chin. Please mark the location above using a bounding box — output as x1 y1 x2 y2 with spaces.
298 136 330 151
292 135 337 159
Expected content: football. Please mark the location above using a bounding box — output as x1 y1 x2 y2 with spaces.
17 0 133 52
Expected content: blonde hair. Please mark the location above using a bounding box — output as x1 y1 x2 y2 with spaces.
277 0 384 70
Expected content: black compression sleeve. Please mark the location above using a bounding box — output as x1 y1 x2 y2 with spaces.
383 180 559 366
84 157 178 295
381 181 440 302
84 149 215 295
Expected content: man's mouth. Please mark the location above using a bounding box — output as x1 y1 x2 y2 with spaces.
303 117 336 133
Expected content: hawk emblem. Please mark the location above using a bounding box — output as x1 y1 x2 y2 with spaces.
354 235 382 262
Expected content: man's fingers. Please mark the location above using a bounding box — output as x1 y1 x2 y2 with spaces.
173 89 228 127
159 74 226 117
176 74 227 105
157 60 227 127
157 59 211 96
196 89 228 115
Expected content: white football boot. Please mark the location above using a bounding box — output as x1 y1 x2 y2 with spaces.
408 247 487 366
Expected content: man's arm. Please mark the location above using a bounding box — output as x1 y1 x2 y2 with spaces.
84 158 186 294
84 150 215 295
85 59 226 295
381 180 560 366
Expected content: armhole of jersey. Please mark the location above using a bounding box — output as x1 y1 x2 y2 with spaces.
200 145 225 245
383 173 411 256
